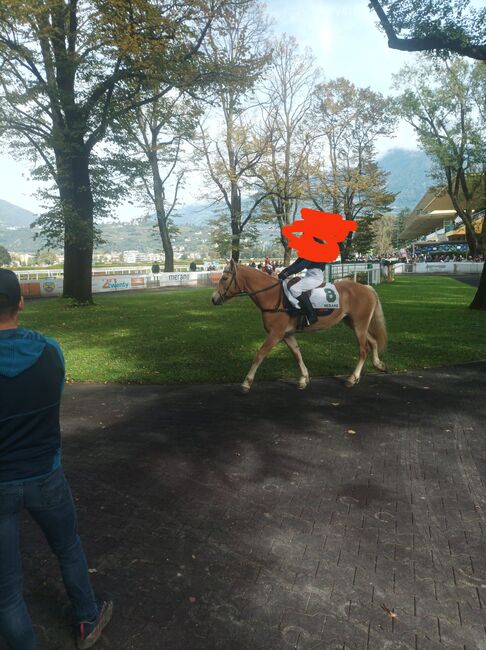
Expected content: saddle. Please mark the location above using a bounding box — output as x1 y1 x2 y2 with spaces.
287 277 326 290
283 277 336 318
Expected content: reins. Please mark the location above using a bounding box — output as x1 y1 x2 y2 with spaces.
220 269 290 313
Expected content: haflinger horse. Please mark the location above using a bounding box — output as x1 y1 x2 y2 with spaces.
211 259 387 393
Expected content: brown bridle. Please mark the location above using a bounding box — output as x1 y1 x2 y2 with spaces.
217 267 288 312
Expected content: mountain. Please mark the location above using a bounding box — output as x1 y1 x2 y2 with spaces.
378 148 433 212
1 149 435 253
0 199 37 227
175 201 218 226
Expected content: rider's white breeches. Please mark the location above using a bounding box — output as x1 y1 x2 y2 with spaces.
287 268 324 307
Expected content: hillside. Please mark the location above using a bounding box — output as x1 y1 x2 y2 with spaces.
0 199 37 227
378 148 433 212
1 148 435 253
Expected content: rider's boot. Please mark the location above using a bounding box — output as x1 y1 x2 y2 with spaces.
297 293 318 328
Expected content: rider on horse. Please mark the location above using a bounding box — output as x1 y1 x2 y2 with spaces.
278 249 327 326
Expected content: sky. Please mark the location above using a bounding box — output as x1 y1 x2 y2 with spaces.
0 0 421 218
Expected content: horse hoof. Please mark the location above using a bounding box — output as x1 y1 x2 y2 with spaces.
240 384 251 394
297 378 310 390
345 380 355 388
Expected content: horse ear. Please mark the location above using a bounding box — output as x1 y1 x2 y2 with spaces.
229 258 236 269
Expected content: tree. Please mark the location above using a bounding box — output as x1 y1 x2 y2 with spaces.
309 79 397 260
369 0 486 60
393 207 409 250
370 2 486 309
113 91 200 271
394 58 485 258
33 249 58 266
209 212 259 258
254 36 318 264
198 0 271 261
372 213 395 256
0 245 11 266
0 0 224 302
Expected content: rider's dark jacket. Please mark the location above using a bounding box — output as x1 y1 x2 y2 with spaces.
278 258 327 280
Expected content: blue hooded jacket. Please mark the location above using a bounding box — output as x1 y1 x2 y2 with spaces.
0 328 64 482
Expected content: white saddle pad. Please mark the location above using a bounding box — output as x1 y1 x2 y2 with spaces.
283 282 340 310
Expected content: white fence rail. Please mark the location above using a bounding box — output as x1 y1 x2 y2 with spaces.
14 265 195 281
394 262 483 275
16 262 384 298
329 263 383 285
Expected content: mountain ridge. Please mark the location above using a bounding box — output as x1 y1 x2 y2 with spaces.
1 148 435 252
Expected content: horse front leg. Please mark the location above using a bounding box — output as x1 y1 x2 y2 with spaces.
346 328 369 388
283 334 310 390
241 333 282 393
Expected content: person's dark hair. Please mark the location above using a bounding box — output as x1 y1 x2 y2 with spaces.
0 304 18 321
0 269 21 322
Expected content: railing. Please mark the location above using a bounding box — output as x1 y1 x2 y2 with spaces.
329 263 383 285
394 261 483 274
14 265 199 280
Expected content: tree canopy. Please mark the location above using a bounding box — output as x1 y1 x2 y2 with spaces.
0 0 224 301
369 0 486 60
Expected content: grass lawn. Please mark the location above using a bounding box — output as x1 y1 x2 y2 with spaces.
20 275 486 385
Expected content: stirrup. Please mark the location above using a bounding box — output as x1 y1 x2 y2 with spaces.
297 295 318 326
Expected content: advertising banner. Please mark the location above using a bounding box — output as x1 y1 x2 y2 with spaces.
20 282 42 297
92 276 132 292
20 271 222 298
40 278 63 296
148 272 199 288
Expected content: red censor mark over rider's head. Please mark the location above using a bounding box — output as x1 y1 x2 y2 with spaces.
282 208 357 262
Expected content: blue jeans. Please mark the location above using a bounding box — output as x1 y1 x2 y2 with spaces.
0 467 98 650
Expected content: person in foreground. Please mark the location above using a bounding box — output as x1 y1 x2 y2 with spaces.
0 269 113 649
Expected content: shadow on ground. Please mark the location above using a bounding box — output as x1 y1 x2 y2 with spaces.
5 362 486 649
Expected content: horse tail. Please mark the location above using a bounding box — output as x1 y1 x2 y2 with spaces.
368 287 387 352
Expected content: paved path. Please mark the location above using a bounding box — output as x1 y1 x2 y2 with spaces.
450 275 481 288
8 363 486 649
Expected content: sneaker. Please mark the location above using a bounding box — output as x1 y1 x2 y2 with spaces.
76 600 113 649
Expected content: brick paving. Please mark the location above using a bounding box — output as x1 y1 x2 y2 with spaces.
6 362 486 649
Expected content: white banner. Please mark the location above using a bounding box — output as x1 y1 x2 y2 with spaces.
150 272 198 287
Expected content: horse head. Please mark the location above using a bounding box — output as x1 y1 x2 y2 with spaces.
211 259 243 305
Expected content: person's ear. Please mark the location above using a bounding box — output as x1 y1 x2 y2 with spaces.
18 297 24 312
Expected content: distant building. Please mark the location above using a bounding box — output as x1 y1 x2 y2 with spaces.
10 252 34 266
123 250 141 263
122 250 163 263
401 181 484 257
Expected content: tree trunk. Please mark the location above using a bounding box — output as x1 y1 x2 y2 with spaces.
63 244 93 302
230 181 241 262
340 231 354 262
231 221 241 262
150 153 175 272
280 230 291 265
469 261 486 310
157 214 174 272
57 145 94 303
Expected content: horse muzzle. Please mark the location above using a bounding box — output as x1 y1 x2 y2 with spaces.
211 292 223 305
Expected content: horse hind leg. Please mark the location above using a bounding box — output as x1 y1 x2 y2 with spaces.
367 332 387 372
283 334 310 390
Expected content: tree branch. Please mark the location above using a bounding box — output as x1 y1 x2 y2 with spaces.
369 0 486 61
